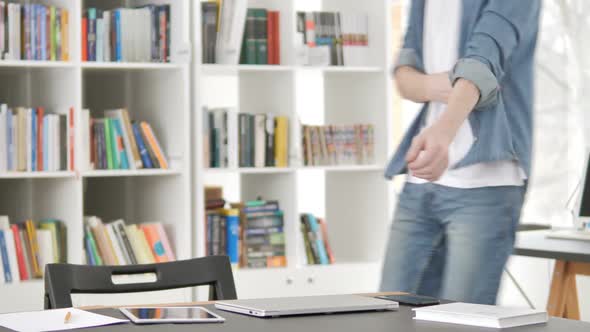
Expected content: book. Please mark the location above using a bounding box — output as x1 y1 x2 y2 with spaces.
254 9 268 65
223 209 240 265
112 220 137 265
152 223 175 262
140 121 168 169
25 220 42 278
242 9 256 65
141 224 168 263
105 222 128 265
215 0 248 65
10 224 28 280
201 2 219 64
86 216 118 266
413 303 548 329
36 229 53 274
267 11 280 65
19 230 32 280
125 224 154 264
254 114 266 167
132 122 153 168
274 116 288 167
0 230 12 282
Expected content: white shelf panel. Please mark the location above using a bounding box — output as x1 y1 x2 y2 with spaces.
301 66 385 73
81 169 182 178
204 167 295 174
200 64 385 75
82 62 185 70
298 165 385 172
201 64 294 75
0 171 76 179
0 60 76 69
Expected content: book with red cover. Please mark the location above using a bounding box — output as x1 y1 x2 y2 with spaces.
37 107 44 171
10 225 28 281
81 17 88 61
267 11 280 65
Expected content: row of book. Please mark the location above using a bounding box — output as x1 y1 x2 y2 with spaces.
77 109 169 171
204 108 289 169
201 2 281 65
0 216 66 283
82 5 170 63
0 2 70 61
296 12 369 67
0 105 68 172
205 187 287 269
84 217 175 266
302 124 375 166
300 213 334 265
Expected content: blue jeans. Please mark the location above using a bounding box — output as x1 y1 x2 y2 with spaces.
380 182 525 304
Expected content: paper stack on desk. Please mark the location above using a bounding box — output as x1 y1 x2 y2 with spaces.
0 308 127 332
413 302 548 329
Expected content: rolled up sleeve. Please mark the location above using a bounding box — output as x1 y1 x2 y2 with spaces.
451 0 540 109
392 0 424 74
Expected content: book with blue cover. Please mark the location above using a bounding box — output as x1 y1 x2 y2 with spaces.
87 8 97 61
0 230 12 282
132 122 153 168
112 119 129 169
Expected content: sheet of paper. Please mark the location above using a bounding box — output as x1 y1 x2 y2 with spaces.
0 308 128 332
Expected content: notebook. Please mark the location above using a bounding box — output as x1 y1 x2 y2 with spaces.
413 302 548 329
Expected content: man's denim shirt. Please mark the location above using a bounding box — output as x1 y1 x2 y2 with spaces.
385 0 541 180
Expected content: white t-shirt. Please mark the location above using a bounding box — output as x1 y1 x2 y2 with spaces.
407 0 525 188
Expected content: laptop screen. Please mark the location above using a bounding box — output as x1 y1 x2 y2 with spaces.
579 156 590 217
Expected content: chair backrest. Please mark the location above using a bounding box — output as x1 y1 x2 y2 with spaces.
44 256 237 309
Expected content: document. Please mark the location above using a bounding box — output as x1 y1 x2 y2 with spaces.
0 308 128 332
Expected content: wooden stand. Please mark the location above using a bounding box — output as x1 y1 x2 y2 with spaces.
547 261 590 319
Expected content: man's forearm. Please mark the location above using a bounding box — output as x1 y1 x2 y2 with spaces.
395 66 452 104
394 66 431 103
436 78 480 139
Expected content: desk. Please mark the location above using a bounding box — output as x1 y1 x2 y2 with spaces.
1 293 589 332
514 230 590 320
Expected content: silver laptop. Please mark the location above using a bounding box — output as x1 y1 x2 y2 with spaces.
547 152 590 241
215 294 398 317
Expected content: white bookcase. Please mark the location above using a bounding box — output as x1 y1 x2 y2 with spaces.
0 0 397 312
0 0 192 312
192 0 396 300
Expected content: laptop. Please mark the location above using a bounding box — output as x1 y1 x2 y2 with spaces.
547 153 590 241
214 294 398 317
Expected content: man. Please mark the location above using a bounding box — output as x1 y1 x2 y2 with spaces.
380 0 541 305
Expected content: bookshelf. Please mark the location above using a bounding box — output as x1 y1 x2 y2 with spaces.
0 0 397 311
193 0 395 300
0 0 192 312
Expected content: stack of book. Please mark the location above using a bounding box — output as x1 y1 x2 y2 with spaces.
82 5 170 62
302 124 374 166
205 189 287 269
84 217 175 266
0 105 69 172
300 213 334 265
238 200 286 268
0 2 70 61
0 216 67 283
201 1 280 65
295 11 369 66
204 107 289 168
75 109 168 171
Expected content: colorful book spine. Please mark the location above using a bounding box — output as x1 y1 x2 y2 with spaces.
0 230 12 282
140 122 167 169
81 16 88 61
61 8 69 61
114 9 122 62
224 210 240 265
31 109 37 171
132 122 153 168
10 225 28 280
37 108 44 171
112 119 129 169
141 225 168 263
87 8 96 61
103 118 114 169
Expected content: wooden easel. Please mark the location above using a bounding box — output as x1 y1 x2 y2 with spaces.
547 261 590 319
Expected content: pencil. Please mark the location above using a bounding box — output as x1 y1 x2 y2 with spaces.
64 311 72 324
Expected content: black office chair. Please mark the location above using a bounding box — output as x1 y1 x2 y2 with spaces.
44 255 237 309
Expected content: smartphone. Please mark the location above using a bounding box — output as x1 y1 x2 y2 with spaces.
376 294 440 307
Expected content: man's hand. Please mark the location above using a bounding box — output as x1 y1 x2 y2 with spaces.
406 78 480 182
406 122 454 181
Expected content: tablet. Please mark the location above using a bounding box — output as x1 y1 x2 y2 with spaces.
119 306 225 324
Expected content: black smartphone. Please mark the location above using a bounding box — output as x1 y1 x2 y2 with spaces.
376 294 440 307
